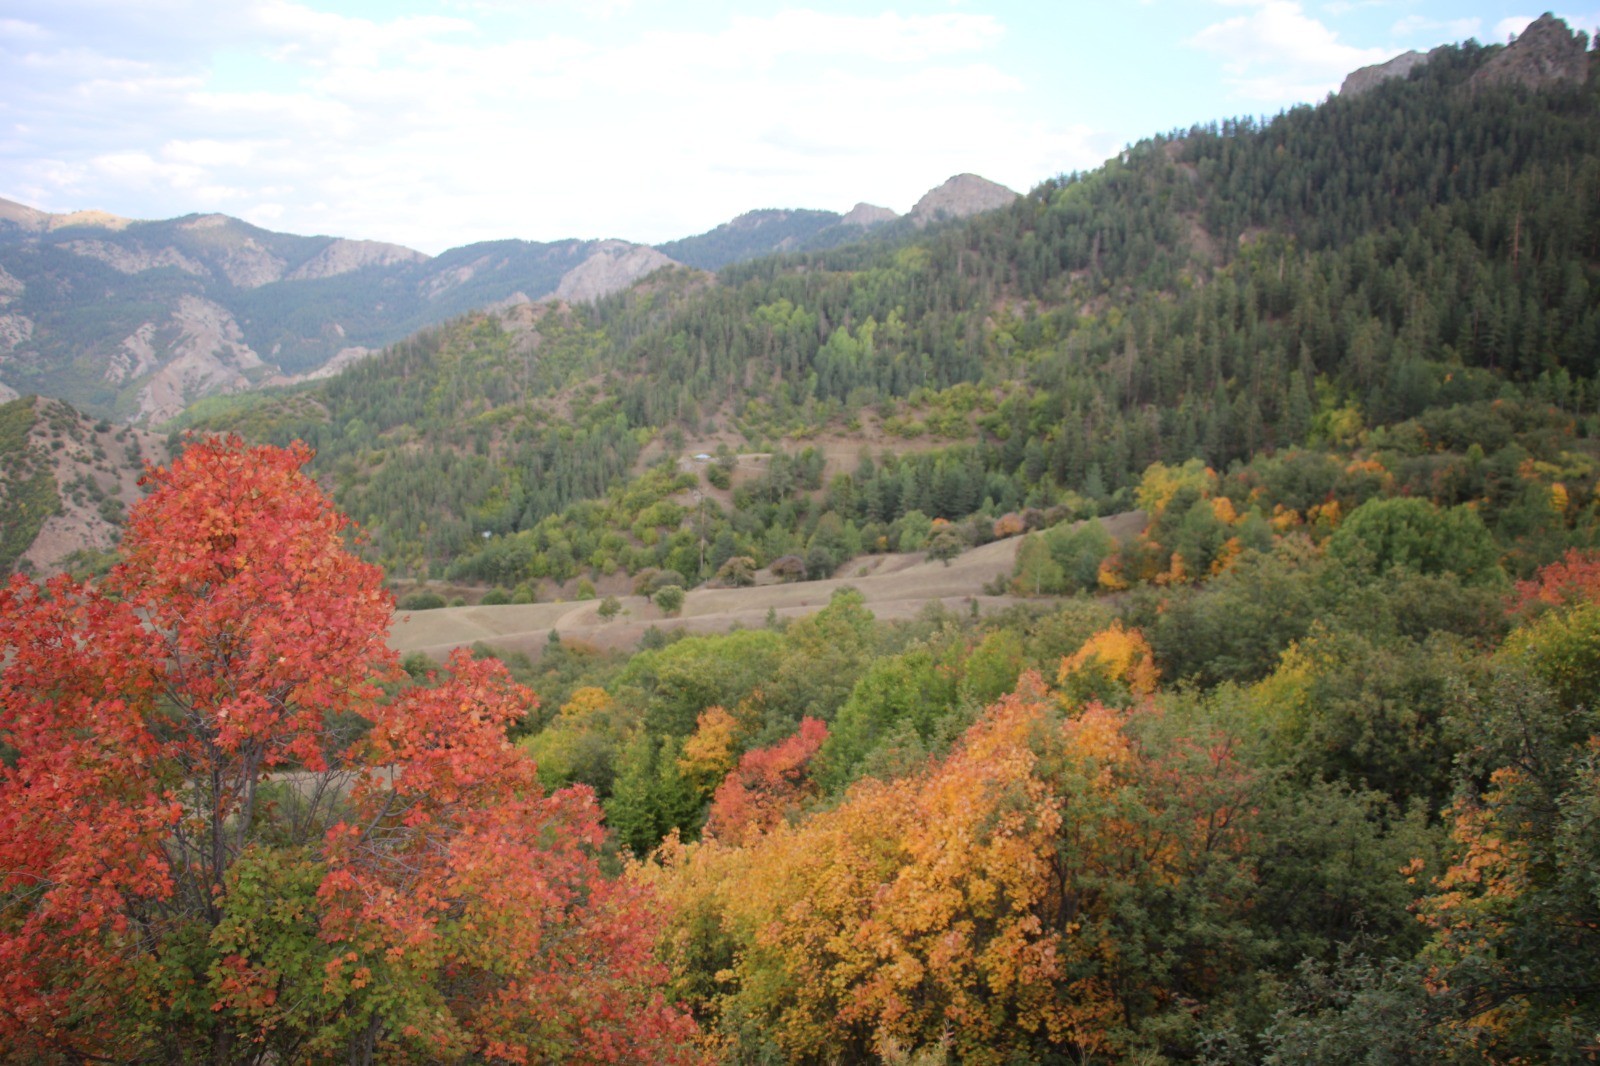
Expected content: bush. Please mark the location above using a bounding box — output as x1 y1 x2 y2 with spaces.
926 528 967 566
399 591 447 611
653 585 686 616
481 587 513 606
716 556 758 587
770 555 806 582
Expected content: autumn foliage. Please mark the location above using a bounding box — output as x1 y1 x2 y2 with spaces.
702 715 827 845
640 674 1256 1063
0 438 699 1063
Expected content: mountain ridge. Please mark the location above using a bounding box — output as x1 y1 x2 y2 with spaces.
0 170 1021 422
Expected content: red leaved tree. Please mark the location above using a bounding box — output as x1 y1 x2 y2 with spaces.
0 437 699 1063
703 717 827 846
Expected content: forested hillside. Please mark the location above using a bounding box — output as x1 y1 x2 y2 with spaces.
6 22 1600 1064
189 33 1599 599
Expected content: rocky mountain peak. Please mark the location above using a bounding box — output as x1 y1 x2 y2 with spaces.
1473 13 1591 91
909 174 1018 226
840 202 898 227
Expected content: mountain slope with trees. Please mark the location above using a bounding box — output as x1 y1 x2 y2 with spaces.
170 28 1600 605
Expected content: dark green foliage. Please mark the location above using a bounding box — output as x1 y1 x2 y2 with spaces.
652 584 685 616
1327 496 1505 587
398 590 447 611
1261 953 1468 1065
1145 539 1326 686
1246 777 1440 968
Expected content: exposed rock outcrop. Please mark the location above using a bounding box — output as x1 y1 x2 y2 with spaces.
422 259 485 298
840 202 899 227
133 296 265 422
16 396 168 575
909 174 1018 226
107 324 162 385
269 345 379 385
62 239 209 277
549 242 678 304
1341 49 1436 96
1473 13 1590 91
0 313 32 353
286 238 430 280
176 215 288 288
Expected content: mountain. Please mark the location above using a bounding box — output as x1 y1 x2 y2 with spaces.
907 173 1018 224
655 204 901 272
652 175 1019 273
655 209 846 271
1342 10 1591 97
0 169 1021 425
0 205 687 422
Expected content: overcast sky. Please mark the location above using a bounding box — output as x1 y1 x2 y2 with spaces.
2 1 1594 254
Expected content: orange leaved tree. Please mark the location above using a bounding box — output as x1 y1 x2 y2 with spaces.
0 437 699 1064
642 675 1259 1063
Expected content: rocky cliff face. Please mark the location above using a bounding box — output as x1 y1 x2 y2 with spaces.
61 238 209 276
129 296 267 423
909 174 1019 225
550 242 678 304
1341 49 1437 96
286 238 430 281
1473 13 1591 91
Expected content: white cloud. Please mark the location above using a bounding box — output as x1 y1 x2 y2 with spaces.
1493 14 1537 40
0 18 51 41
1189 0 1392 100
161 138 262 167
1391 15 1482 41
0 4 1110 252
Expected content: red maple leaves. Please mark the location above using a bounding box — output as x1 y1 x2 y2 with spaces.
0 437 700 1062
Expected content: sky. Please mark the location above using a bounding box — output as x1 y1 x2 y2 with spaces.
2 1 1595 255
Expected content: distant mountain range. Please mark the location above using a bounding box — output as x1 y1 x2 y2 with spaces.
0 174 1017 422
